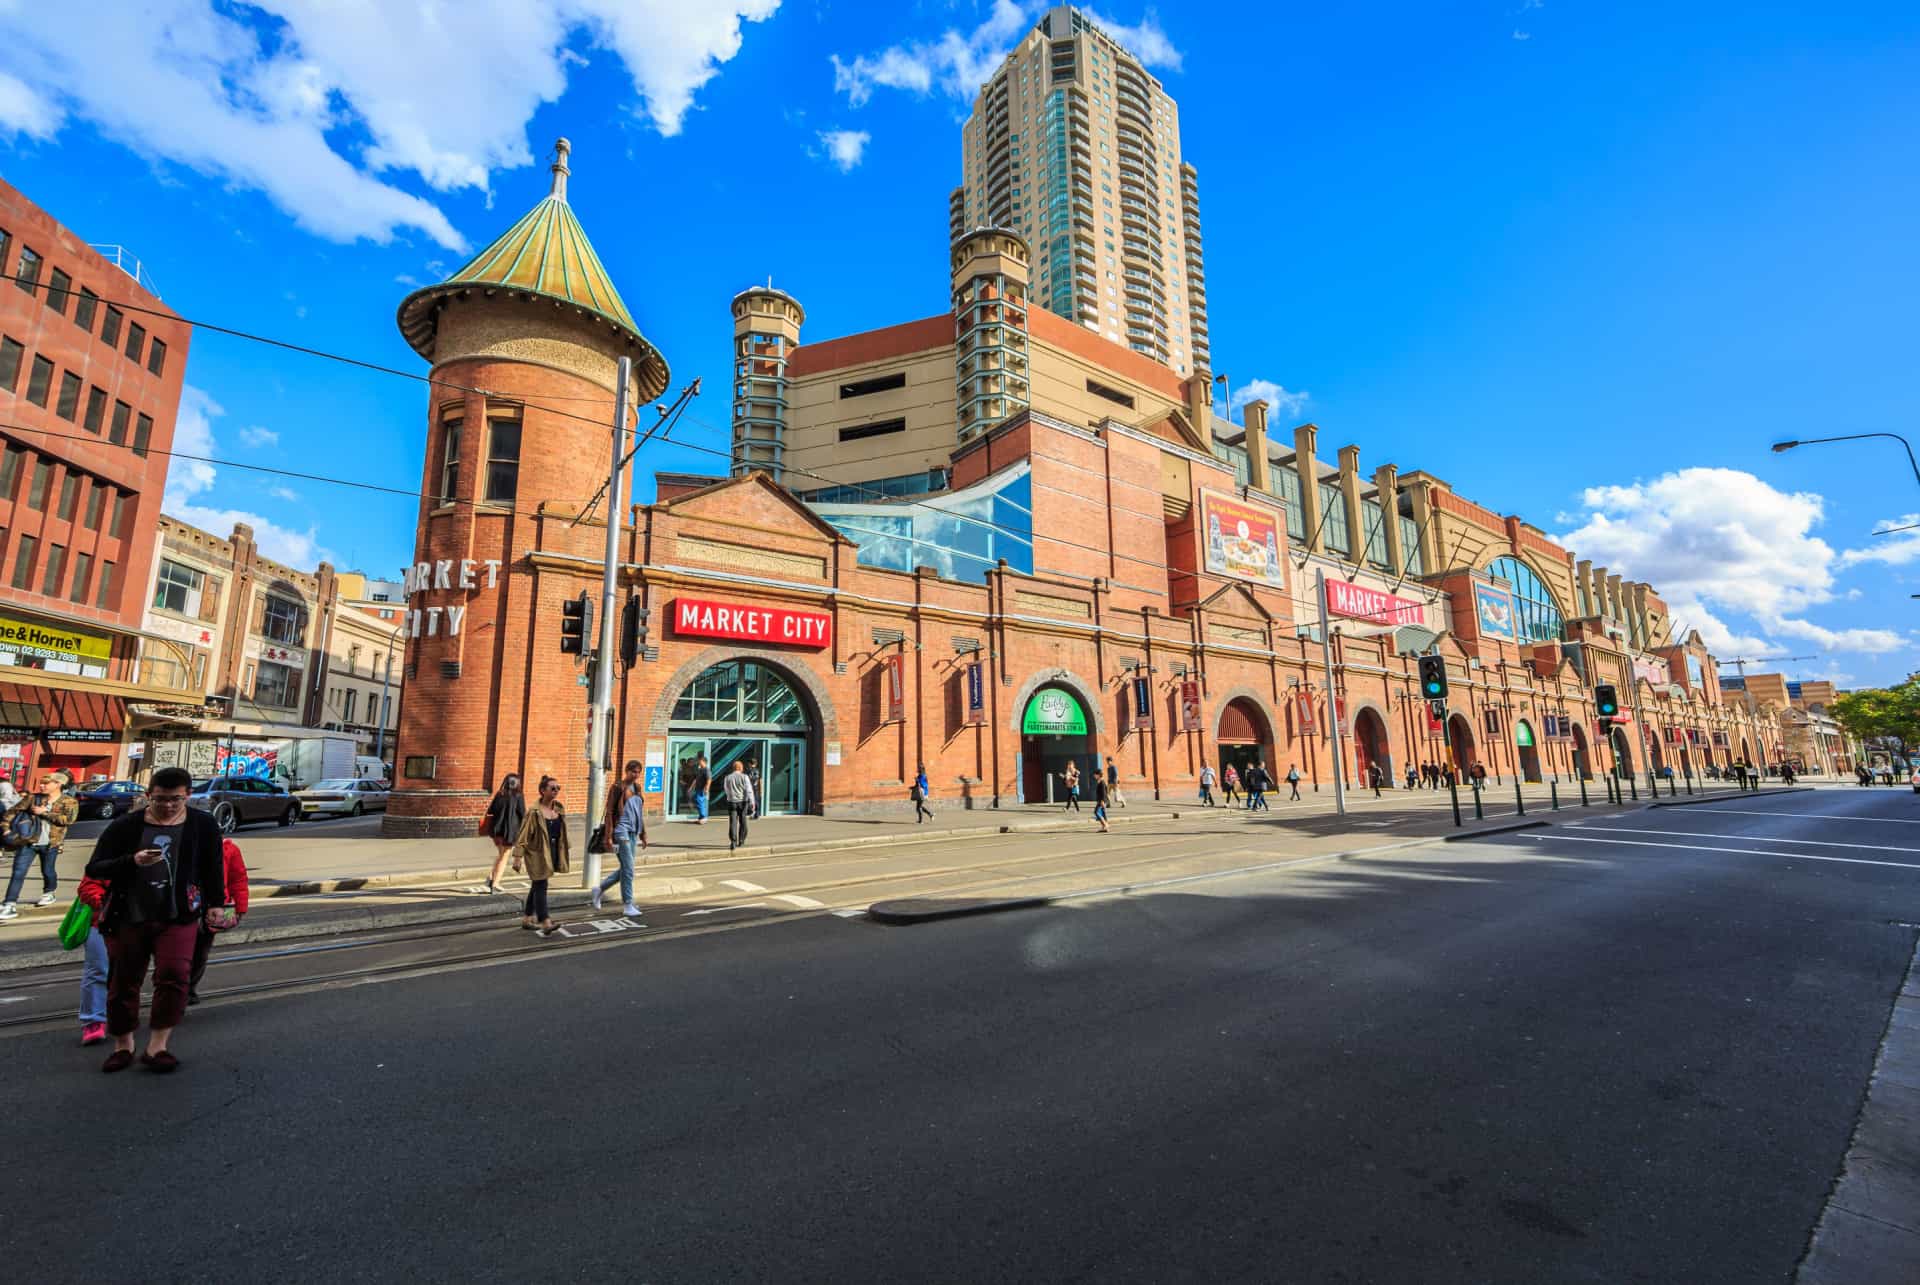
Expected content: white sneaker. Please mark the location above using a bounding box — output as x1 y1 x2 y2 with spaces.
623 904 641 917
34 892 56 907
590 886 604 910
0 903 15 920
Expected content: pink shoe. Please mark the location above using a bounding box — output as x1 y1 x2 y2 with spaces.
81 1022 106 1046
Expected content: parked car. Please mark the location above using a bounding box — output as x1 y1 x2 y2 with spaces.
296 777 391 818
188 776 300 833
75 779 147 819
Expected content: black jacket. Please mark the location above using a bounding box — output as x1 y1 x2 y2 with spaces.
485 790 526 842
85 805 226 929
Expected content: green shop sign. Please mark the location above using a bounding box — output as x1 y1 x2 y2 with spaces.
1022 688 1088 736
1516 722 1535 747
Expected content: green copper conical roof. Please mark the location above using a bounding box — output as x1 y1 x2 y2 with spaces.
397 139 669 400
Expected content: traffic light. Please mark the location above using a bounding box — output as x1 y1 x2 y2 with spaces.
619 594 643 667
559 591 594 655
1417 655 1449 702
1595 683 1619 719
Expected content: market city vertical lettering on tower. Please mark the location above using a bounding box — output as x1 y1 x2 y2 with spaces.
669 597 833 648
400 558 502 639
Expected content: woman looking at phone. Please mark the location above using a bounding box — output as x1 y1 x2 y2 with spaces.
82 765 228 1073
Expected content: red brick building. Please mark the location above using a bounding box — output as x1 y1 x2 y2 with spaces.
384 149 1786 835
0 179 193 782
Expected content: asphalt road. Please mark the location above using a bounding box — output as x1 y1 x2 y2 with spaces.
4 789 1917 1282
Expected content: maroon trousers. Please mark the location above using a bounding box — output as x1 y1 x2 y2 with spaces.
105 921 198 1035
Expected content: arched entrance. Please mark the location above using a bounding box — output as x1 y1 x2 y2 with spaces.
1648 735 1665 774
1740 736 1752 767
1610 727 1634 779
667 659 816 817
1020 684 1095 803
1447 714 1476 780
1352 707 1392 786
1515 719 1542 783
1216 696 1275 790
1570 723 1592 781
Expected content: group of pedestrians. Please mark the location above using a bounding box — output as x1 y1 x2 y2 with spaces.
0 770 80 920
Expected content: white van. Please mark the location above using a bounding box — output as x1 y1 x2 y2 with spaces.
353 756 392 784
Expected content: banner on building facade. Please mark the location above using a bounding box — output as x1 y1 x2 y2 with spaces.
0 613 112 671
1472 583 1517 641
965 662 985 726
1483 707 1502 734
1425 706 1446 739
1131 675 1153 731
671 597 832 649
1179 680 1201 732
1293 690 1314 733
883 655 905 724
1632 655 1672 688
1200 490 1286 588
1324 580 1425 627
1333 695 1347 737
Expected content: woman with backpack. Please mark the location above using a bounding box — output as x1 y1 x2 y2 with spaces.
480 773 526 896
1221 763 1240 807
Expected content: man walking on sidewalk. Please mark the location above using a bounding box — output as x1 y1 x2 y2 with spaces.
1246 762 1269 811
1198 763 1216 806
724 760 756 851
1285 763 1302 802
1105 756 1126 808
593 760 647 914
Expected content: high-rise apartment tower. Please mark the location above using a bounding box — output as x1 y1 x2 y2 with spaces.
952 5 1209 376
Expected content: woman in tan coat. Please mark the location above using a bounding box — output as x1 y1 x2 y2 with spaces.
510 775 570 936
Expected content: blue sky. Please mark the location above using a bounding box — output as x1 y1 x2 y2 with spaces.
1 1 1915 686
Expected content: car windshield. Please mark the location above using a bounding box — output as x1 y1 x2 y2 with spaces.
191 779 217 793
311 779 357 790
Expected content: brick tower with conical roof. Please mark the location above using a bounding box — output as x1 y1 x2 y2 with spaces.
385 140 669 836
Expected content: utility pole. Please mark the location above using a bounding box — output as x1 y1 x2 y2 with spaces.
583 354 632 892
1316 568 1347 817
372 622 402 762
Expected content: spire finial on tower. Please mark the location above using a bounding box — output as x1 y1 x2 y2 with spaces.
550 137 572 202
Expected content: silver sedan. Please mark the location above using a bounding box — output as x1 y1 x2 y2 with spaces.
295 778 391 818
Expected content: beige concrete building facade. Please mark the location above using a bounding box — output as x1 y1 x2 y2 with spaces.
952 4 1209 375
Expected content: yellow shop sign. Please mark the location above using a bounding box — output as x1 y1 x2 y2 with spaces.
0 613 113 665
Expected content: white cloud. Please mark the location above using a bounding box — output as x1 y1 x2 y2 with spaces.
815 128 870 172
163 384 331 566
831 2 1179 108
1555 467 1907 658
268 485 300 502
1231 378 1309 422
1512 29 1532 40
0 69 61 139
0 0 778 250
238 425 280 448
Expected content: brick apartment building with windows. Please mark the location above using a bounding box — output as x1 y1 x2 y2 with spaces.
0 178 193 782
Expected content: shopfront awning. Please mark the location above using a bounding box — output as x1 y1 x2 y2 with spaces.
0 683 129 743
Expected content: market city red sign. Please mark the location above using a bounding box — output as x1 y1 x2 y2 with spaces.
1324 580 1425 627
670 598 832 648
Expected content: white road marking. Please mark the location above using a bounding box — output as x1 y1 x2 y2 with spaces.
1525 832 1920 872
832 908 865 919
721 878 768 893
1681 807 1920 826
682 902 767 917
1568 825 1920 856
772 893 825 909
0 996 27 1005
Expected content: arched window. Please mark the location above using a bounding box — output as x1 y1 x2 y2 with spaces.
1486 556 1565 644
671 661 810 728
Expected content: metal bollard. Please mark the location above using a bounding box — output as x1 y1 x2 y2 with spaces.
1551 781 1560 810
1579 776 1590 807
1473 784 1484 820
1628 776 1638 801
1515 780 1525 816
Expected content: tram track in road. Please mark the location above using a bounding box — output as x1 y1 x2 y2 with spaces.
0 821 1385 1035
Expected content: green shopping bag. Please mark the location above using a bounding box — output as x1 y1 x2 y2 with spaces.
56 898 92 951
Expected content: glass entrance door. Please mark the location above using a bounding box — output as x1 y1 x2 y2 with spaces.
765 739 805 815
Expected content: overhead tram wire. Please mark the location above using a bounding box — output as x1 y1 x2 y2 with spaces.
14 266 1441 606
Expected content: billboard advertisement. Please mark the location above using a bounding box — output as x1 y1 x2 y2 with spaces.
1472 582 1517 641
1325 580 1425 627
1200 490 1286 588
1179 680 1201 732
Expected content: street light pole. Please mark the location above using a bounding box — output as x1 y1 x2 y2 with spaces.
1316 568 1347 817
1772 433 1920 488
583 355 632 892
372 622 401 761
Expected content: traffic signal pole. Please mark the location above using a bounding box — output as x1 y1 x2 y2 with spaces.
1316 569 1348 819
583 354 632 892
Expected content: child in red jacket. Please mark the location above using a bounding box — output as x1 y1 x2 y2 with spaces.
188 837 249 1005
